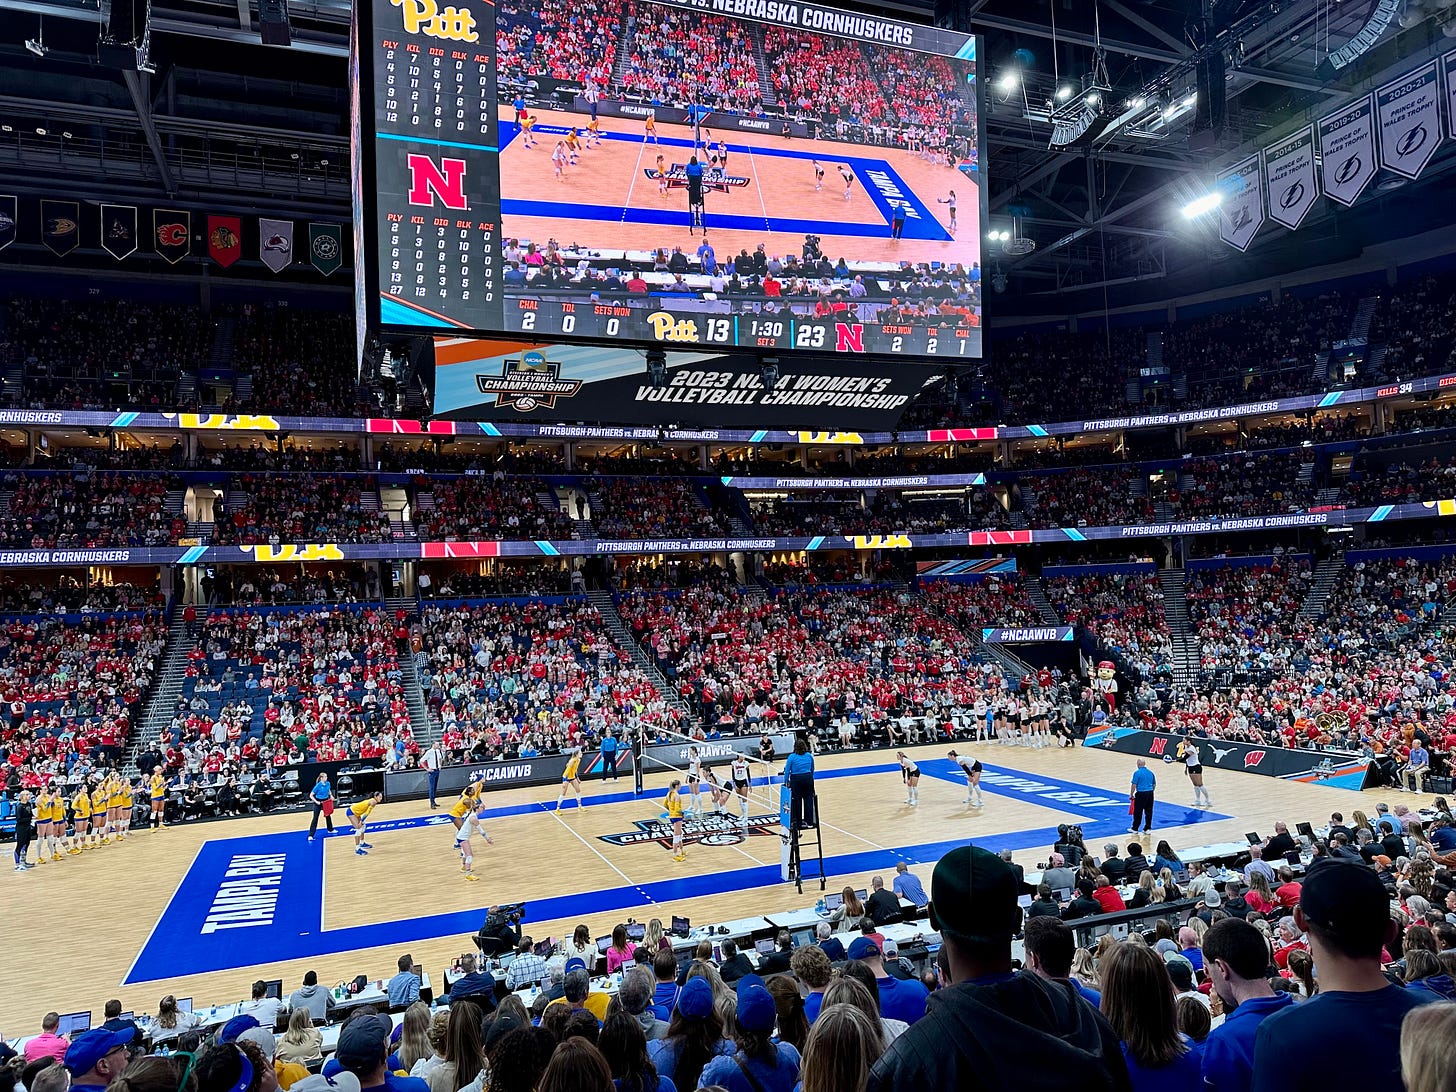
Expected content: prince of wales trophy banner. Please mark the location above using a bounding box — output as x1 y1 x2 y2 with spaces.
1264 126 1318 231
1318 93 1378 207
1377 61 1442 180
1218 155 1264 252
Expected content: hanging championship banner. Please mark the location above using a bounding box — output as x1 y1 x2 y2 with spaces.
1217 154 1263 252
207 215 242 267
1263 126 1318 231
100 204 138 260
40 200 80 256
154 209 191 264
1377 61 1442 179
1444 50 1456 141
259 218 293 272
1318 93 1378 207
0 196 15 252
309 222 343 276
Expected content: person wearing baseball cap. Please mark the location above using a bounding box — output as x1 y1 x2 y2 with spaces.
64 1029 133 1092
334 1014 428 1092
847 936 928 1025
867 845 1130 1092
1249 859 1437 1092
646 977 732 1090
698 976 800 1091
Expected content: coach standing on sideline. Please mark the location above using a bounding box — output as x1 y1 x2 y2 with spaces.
307 773 335 841
12 789 34 871
421 743 442 808
1130 759 1155 836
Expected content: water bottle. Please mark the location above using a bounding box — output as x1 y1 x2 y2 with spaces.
815 898 826 914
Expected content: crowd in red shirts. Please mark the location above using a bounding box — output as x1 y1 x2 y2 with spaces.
157 606 414 775
413 475 578 542
1046 571 1172 679
761 26 890 125
920 575 1041 630
208 473 392 546
0 613 164 778
0 471 182 548
619 4 759 113
495 0 621 87
420 600 682 760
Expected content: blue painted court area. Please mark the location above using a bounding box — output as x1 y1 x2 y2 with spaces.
497 120 951 243
125 760 1228 983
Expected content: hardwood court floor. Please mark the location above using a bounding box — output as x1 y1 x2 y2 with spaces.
498 108 980 269
0 743 1407 1032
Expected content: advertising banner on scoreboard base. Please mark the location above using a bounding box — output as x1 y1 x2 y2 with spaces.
1082 728 1370 789
430 336 941 429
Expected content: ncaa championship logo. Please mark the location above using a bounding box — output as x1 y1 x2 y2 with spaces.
599 813 780 849
476 349 582 412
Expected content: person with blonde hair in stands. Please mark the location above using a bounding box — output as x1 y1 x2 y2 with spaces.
109 1055 198 1092
799 1004 884 1092
827 887 866 931
1401 1003 1456 1092
275 1010 323 1067
393 1004 432 1073
410 1011 451 1081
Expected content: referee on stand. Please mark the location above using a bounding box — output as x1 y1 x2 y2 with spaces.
1129 758 1156 836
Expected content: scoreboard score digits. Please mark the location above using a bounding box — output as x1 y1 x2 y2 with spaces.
358 0 986 360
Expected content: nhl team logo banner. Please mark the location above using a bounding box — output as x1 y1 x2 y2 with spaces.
100 204 138 260
309 222 342 276
207 215 242 267
1444 50 1456 141
0 195 15 252
1318 93 1377 207
40 199 80 256
259 217 293 273
154 209 191 264
1377 61 1442 180
1217 155 1264 252
1263 126 1318 231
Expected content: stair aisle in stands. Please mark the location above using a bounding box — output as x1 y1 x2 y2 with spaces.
1157 568 1200 690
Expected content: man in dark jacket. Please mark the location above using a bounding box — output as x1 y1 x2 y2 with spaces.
867 845 1131 1092
865 876 901 925
716 938 755 983
1026 884 1063 919
1122 842 1150 880
757 930 795 976
1062 880 1103 921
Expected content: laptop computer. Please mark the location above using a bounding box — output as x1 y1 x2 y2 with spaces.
263 979 283 999
824 893 844 911
1245 832 1261 845
534 938 554 958
57 1012 91 1036
176 998 193 1015
626 923 646 942
755 939 776 955
671 916 691 937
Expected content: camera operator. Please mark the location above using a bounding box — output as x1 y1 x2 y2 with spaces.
479 904 525 953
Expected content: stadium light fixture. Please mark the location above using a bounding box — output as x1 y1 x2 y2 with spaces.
996 70 1020 94
1055 85 1074 102
1181 192 1223 218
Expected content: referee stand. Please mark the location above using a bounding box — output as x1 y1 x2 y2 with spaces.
786 751 825 894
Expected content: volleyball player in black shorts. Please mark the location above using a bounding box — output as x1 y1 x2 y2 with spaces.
898 752 920 807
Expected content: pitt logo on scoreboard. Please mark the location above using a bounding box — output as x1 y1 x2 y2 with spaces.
390 0 479 42
408 155 469 210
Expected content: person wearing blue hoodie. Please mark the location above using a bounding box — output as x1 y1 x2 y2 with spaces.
1201 919 1295 1092
1402 950 1456 1004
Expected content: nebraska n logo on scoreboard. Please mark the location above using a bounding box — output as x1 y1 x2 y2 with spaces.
407 154 469 210
835 323 865 353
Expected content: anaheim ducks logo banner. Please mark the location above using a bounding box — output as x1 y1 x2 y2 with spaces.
154 209 192 264
41 200 80 256
1263 126 1317 231
207 215 242 267
1318 93 1377 208
1377 61 1442 180
100 204 138 260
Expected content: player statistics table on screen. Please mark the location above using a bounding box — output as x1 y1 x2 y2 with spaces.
360 0 983 360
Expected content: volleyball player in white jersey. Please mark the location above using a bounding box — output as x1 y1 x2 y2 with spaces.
454 802 493 882
729 753 751 827
898 752 921 806
971 695 989 742
948 749 984 807
1178 735 1212 807
685 746 703 817
702 764 730 816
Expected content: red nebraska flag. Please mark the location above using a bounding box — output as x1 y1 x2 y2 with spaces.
207 215 242 267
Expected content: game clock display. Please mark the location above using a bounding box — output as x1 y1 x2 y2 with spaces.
358 0 985 360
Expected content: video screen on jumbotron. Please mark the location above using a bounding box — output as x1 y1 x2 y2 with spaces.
358 0 984 359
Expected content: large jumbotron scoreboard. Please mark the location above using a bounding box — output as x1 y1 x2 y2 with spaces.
354 0 985 361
